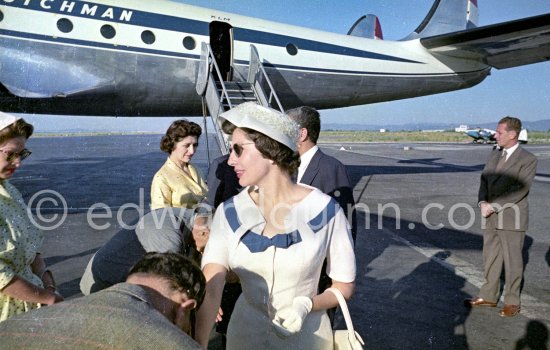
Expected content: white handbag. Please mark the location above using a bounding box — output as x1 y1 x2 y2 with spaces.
327 288 365 350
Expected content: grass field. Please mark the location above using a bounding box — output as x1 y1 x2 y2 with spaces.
34 130 550 144
318 131 550 144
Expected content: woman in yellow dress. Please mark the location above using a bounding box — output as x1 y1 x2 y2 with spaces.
151 120 208 210
0 112 63 322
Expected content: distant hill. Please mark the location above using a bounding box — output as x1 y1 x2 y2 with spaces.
323 119 550 131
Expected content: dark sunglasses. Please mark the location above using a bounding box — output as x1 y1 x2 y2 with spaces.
231 142 255 157
0 148 32 162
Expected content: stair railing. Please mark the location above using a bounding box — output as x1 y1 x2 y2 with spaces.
198 42 231 154
247 45 284 113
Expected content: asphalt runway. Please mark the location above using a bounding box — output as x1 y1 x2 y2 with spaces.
12 134 550 350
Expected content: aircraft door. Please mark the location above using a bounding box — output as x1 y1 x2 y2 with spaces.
209 22 233 81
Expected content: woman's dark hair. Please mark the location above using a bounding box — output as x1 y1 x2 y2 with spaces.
222 120 300 176
0 118 34 145
160 120 202 154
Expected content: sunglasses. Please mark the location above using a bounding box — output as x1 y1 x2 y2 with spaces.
231 142 255 157
0 148 32 162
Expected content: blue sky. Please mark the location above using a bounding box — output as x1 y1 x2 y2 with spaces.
25 0 550 131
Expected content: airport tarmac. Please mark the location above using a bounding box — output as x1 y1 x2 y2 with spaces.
12 134 550 350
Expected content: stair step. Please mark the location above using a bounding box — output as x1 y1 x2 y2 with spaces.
226 96 256 100
217 84 253 90
224 95 254 100
223 94 256 99
222 88 254 93
223 91 255 95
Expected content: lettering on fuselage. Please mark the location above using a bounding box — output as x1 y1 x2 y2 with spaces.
210 15 230 22
2 0 134 22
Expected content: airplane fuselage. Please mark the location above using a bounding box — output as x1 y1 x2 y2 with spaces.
0 0 491 116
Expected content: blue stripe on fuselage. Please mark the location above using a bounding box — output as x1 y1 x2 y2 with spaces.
234 28 420 64
1 0 209 35
0 29 200 60
1 0 421 64
1 28 484 77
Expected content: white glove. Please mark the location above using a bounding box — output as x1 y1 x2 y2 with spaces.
272 296 313 337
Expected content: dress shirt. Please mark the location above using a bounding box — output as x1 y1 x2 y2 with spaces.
297 145 319 183
502 143 519 161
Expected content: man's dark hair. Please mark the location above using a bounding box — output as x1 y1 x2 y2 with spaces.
222 121 300 176
160 119 202 154
286 106 321 144
499 116 522 136
128 252 206 307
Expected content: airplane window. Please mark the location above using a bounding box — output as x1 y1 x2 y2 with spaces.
56 18 73 33
100 24 116 39
0 10 3 22
183 36 196 50
286 43 298 56
141 30 155 45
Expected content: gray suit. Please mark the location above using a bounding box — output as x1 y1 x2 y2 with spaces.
478 146 537 305
0 283 202 349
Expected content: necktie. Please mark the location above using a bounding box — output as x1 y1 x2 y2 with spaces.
496 149 507 171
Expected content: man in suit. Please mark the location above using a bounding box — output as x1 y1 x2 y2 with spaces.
0 252 205 349
287 106 357 324
206 154 242 208
465 116 537 317
287 106 357 241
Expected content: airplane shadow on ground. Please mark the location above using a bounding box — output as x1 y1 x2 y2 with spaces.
348 212 473 349
348 212 541 350
345 157 485 188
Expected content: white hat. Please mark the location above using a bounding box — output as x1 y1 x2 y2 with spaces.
218 102 299 151
0 111 21 131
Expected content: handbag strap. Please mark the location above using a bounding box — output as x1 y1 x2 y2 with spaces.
326 287 356 335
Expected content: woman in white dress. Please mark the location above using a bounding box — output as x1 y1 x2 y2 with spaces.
196 102 356 349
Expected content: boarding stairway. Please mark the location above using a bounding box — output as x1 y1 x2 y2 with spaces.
196 43 284 155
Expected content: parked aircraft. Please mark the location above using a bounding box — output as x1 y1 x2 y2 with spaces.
465 128 496 143
1 0 550 117
465 127 528 144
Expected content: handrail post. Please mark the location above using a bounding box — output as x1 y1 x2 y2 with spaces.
248 44 284 113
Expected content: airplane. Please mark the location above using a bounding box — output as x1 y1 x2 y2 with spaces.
465 127 528 144
1 0 550 118
465 127 496 143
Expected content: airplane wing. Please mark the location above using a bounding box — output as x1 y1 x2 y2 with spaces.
420 13 550 69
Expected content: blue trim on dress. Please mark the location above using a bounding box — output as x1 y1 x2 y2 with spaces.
240 230 302 253
224 197 241 232
308 198 339 234
223 197 303 252
222 195 341 251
